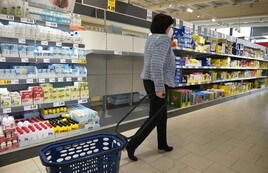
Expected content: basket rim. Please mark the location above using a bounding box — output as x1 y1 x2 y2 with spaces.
39 133 127 167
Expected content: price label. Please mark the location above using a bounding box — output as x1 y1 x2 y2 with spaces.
18 38 26 44
72 59 78 63
26 79 34 84
77 77 83 81
73 44 79 48
56 42 62 47
3 108 11 114
57 78 64 82
24 105 38 111
60 59 66 63
78 99 88 104
0 80 11 85
66 77 72 82
0 57 6 62
114 51 123 55
43 59 50 63
21 18 35 24
49 78 56 82
6 15 14 21
39 78 45 83
46 21 57 27
21 58 29 63
11 79 19 84
53 101 65 107
41 41 48 45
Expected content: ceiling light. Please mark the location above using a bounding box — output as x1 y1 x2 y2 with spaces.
211 18 216 22
197 15 200 18
186 8 193 13
169 4 172 7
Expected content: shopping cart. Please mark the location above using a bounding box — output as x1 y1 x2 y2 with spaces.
39 94 165 173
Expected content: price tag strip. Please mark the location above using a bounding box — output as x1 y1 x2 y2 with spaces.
57 78 64 82
3 108 12 114
39 78 45 83
46 21 58 27
21 58 29 63
53 101 65 107
78 99 88 104
66 77 72 82
49 78 56 83
24 105 38 111
0 57 6 62
26 79 34 84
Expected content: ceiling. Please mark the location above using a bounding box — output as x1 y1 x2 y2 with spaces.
119 0 268 29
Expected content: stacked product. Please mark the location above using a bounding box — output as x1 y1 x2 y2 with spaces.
16 118 54 147
0 115 19 152
168 81 260 108
173 26 193 49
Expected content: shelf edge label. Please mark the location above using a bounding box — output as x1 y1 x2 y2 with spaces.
53 101 65 107
3 108 11 114
78 99 88 104
24 105 38 111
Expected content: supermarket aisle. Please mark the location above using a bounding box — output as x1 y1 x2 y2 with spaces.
1 91 268 173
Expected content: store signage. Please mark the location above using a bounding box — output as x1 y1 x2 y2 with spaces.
107 0 116 12
27 0 76 13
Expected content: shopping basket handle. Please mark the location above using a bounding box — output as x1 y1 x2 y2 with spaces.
115 93 167 140
115 94 149 139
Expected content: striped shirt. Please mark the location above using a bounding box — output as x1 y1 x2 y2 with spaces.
141 34 176 91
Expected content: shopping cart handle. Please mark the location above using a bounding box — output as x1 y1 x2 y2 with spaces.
115 94 150 140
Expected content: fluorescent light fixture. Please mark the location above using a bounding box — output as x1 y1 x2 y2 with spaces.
211 18 216 22
186 8 193 13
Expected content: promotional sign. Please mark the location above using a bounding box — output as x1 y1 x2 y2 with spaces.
107 0 116 12
27 0 76 13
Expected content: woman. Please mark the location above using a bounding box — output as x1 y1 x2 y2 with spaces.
126 13 176 161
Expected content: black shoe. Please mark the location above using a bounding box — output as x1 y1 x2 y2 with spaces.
158 146 173 152
126 145 138 161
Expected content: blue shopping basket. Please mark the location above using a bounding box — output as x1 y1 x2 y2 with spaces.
39 134 127 173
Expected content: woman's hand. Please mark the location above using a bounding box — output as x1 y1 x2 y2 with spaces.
156 91 165 99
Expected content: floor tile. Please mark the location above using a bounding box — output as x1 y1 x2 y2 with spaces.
188 128 212 136
0 159 39 173
165 161 188 173
179 166 201 173
168 136 192 148
182 142 212 156
204 140 234 153
225 138 254 150
228 147 261 163
150 156 177 172
231 159 268 173
203 163 238 173
224 131 249 140
163 147 190 160
179 153 214 172
120 160 159 173
135 146 164 163
204 150 238 167
205 132 231 143
184 134 212 145
249 145 268 157
256 156 268 169
32 157 47 173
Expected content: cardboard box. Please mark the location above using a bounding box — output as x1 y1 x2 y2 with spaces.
20 90 33 106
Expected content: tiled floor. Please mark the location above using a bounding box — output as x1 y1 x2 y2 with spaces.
1 91 268 173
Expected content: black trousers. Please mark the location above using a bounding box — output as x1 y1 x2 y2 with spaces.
127 80 168 150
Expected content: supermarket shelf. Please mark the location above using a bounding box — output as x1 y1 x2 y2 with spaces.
0 77 87 86
0 57 87 64
173 47 268 62
0 37 85 48
167 87 268 115
0 98 90 114
176 66 265 70
0 14 72 31
0 87 267 166
175 76 268 87
87 49 144 57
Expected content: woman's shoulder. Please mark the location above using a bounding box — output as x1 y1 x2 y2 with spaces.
147 34 170 44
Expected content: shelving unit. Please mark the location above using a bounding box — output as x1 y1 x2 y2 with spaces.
0 8 92 159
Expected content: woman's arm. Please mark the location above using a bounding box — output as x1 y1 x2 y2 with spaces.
150 36 170 93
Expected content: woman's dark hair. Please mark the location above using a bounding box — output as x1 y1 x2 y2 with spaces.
150 13 174 34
